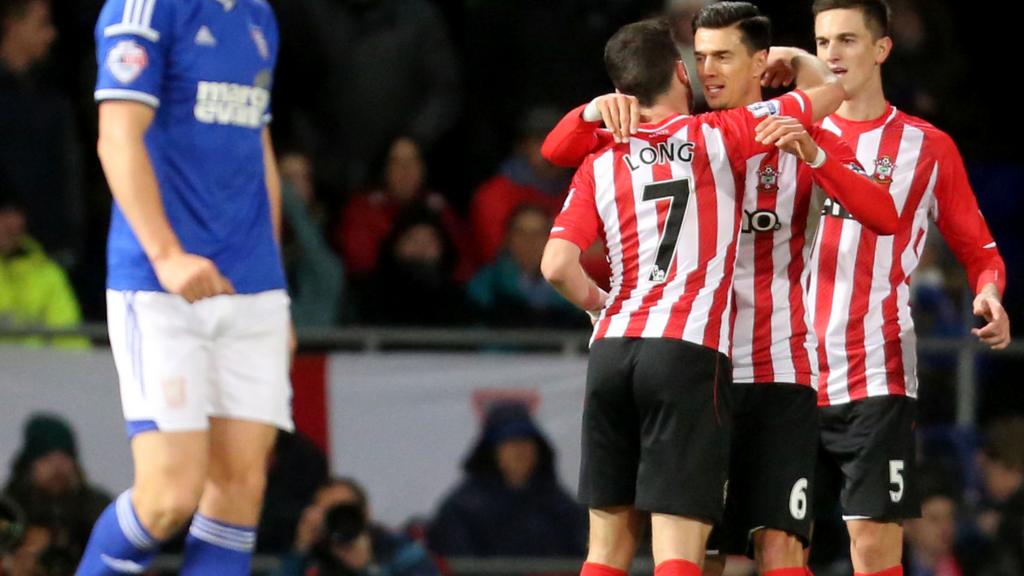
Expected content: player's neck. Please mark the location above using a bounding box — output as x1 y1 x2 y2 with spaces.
641 101 687 125
835 75 888 122
739 84 763 107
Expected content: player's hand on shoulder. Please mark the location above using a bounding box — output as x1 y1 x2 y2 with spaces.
153 251 236 303
755 115 819 162
586 92 639 144
761 47 800 88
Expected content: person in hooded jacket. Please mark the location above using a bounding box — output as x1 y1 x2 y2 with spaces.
427 401 587 558
2 413 110 560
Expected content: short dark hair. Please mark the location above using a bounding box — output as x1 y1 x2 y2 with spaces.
320 477 369 513
812 0 891 39
604 18 681 107
692 2 772 53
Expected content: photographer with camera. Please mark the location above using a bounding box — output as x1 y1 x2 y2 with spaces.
273 478 439 576
3 414 109 561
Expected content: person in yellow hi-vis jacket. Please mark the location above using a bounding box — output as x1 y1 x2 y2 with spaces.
0 194 88 349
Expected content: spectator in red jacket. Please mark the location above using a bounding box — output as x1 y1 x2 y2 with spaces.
470 107 570 265
334 136 473 283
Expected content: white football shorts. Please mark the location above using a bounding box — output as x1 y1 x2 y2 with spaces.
106 289 294 437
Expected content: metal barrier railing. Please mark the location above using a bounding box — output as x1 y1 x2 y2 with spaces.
3 323 1022 427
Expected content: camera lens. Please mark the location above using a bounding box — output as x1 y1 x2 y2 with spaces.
323 504 366 546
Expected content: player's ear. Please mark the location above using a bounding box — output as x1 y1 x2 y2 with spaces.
675 60 690 87
676 61 694 113
751 49 768 78
875 36 893 65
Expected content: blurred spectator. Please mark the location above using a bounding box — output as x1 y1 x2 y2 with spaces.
883 0 963 122
428 402 586 558
280 149 346 328
272 477 439 576
335 136 474 285
468 205 582 328
0 195 87 348
911 235 966 423
461 1 654 187
910 236 965 339
470 107 571 265
904 481 962 576
665 0 710 111
976 418 1024 572
2 414 110 559
259 431 331 553
0 0 83 270
366 207 466 326
273 0 461 192
903 471 1018 576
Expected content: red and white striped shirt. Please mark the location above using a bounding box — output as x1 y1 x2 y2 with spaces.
731 126 896 386
551 93 811 355
731 146 817 385
808 105 1006 406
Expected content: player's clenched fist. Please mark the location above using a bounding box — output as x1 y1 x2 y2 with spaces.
152 251 235 302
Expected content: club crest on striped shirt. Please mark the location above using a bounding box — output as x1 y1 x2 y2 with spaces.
758 165 779 194
873 156 895 184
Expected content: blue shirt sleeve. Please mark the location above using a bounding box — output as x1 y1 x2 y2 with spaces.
94 0 174 108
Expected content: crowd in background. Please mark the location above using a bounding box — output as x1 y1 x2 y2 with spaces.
2 0 1024 575
2 409 1023 576
4 0 1014 332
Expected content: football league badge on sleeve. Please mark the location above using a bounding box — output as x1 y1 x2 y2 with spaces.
746 99 781 118
107 40 148 84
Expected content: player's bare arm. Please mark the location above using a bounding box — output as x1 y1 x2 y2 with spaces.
765 46 843 123
762 46 831 91
97 101 234 302
541 238 608 318
263 127 282 244
261 126 297 359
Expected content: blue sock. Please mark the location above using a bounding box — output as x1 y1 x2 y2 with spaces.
76 490 160 575
180 514 257 576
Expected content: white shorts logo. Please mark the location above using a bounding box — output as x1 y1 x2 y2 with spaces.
162 376 187 408
107 40 149 84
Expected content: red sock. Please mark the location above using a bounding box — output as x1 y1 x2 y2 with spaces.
654 559 701 576
764 569 807 576
854 567 903 576
581 562 627 576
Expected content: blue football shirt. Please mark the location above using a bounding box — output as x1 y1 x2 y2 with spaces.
95 0 286 293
